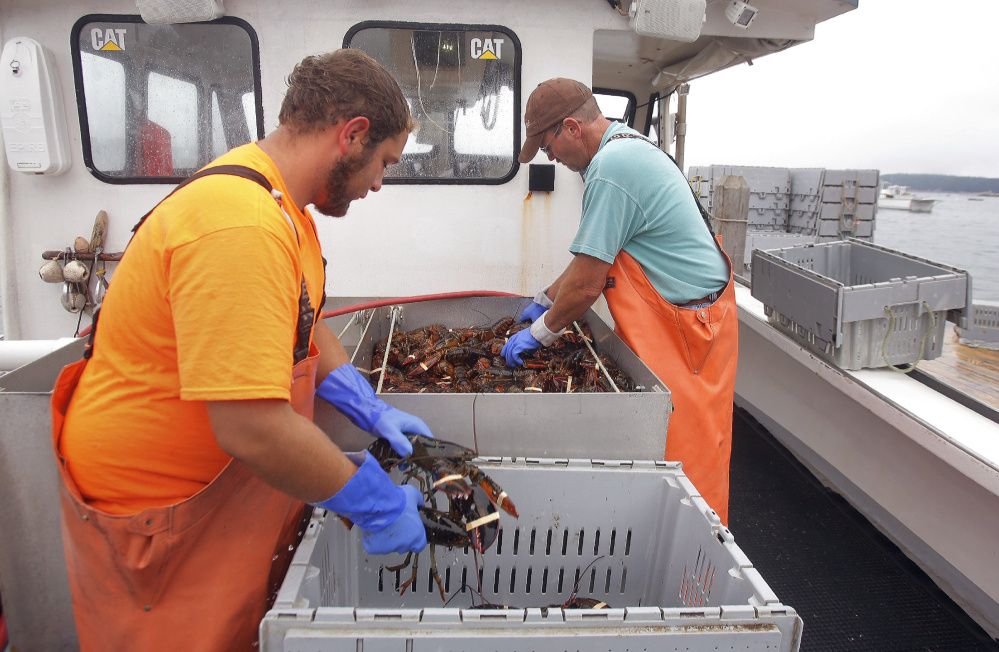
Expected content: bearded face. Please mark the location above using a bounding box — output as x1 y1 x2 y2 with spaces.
316 144 376 217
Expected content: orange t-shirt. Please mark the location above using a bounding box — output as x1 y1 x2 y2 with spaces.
60 144 326 515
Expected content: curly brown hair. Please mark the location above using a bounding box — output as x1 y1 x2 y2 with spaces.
278 48 413 143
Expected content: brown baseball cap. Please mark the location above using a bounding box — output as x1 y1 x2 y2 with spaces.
519 78 593 163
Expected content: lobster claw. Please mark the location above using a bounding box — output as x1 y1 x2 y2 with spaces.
420 507 472 547
455 485 500 553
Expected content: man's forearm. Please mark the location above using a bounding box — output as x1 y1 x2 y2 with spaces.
544 254 611 332
542 266 573 303
207 398 356 503
313 317 353 385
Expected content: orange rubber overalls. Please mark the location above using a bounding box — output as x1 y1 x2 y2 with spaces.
604 244 738 525
50 166 317 651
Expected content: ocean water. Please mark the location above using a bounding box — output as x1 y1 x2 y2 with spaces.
872 193 999 304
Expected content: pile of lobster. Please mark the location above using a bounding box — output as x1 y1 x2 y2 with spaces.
370 316 635 394
366 432 517 602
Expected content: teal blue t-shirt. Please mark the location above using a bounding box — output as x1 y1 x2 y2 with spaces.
570 122 728 304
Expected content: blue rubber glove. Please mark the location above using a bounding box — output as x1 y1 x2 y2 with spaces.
518 302 548 323
518 290 553 323
317 364 433 457
502 328 543 367
315 452 427 555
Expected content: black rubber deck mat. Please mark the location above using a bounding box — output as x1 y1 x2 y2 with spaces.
729 407 999 651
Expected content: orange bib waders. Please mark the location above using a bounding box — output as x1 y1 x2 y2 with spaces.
51 346 316 651
604 244 738 524
51 164 321 650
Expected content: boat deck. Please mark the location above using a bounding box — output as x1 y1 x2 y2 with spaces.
918 328 999 412
730 407 999 651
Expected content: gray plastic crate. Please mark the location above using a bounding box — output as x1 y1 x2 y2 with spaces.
816 215 874 239
743 232 815 275
823 169 880 187
751 240 971 370
317 297 672 461
789 168 825 198
688 165 790 231
786 213 818 235
956 301 999 349
691 167 879 238
819 202 875 222
262 460 803 652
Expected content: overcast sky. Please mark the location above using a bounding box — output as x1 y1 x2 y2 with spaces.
682 0 999 178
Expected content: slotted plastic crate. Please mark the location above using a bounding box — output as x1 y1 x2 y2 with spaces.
751 240 971 370
956 301 999 349
822 169 880 188
788 168 825 198
689 165 790 231
262 460 802 652
743 232 815 275
691 167 879 239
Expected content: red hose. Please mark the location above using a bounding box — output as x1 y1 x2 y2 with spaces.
76 291 522 338
320 291 520 319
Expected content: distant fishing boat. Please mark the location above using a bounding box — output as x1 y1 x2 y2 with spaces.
878 183 938 212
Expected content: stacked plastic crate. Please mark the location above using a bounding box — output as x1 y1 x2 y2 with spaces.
787 168 824 235
689 166 880 276
689 165 790 232
814 169 880 242
690 166 813 276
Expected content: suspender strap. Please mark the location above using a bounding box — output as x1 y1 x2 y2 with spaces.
87 165 315 365
605 133 717 239
131 165 273 234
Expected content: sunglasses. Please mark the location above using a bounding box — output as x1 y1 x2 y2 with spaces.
539 122 564 156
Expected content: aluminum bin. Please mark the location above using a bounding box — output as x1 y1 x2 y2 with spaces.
261 459 802 652
751 240 971 370
317 296 672 461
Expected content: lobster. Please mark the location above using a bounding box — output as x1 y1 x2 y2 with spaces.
367 433 517 602
387 484 500 600
368 434 517 519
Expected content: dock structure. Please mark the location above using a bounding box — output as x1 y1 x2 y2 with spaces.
919 328 999 412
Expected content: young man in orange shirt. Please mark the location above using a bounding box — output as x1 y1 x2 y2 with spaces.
53 49 431 651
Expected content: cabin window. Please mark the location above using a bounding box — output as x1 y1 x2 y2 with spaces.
71 16 263 184
241 92 258 139
345 22 521 184
594 89 636 127
210 91 228 158
79 52 126 172
147 72 199 170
